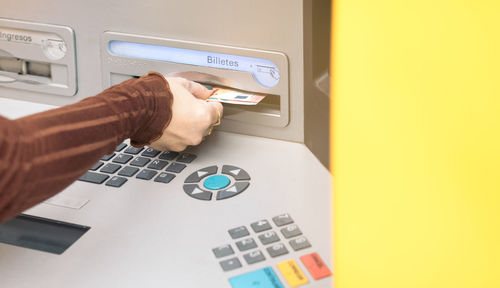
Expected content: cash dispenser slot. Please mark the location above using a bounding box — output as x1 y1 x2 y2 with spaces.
0 56 52 84
101 32 289 128
0 18 77 96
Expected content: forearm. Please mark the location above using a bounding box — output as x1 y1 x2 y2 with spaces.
0 72 172 222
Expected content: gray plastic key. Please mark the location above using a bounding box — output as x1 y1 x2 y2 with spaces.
112 154 133 164
222 165 251 180
90 161 104 171
258 231 280 245
212 244 235 258
115 143 127 152
176 153 196 163
219 257 242 272
101 153 115 161
243 250 266 264
228 226 250 239
100 163 122 174
130 157 151 167
136 169 157 180
124 146 143 155
280 224 302 239
141 148 161 158
118 166 139 177
272 213 294 226
166 162 186 173
289 236 311 251
250 220 272 233
235 238 258 252
147 160 169 170
185 166 218 183
105 176 127 187
266 243 289 258
158 151 179 160
79 172 109 184
154 172 175 183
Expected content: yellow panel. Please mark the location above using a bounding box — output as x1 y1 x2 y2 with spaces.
331 1 500 288
277 260 309 287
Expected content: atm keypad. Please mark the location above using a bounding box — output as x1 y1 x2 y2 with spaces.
212 213 332 287
78 142 196 187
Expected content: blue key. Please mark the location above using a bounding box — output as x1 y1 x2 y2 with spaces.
203 175 230 190
229 267 284 288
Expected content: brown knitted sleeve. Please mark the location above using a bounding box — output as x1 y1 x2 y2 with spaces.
0 72 173 222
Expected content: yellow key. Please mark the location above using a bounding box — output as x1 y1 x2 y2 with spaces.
277 260 309 287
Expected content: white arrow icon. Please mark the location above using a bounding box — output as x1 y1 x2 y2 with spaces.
226 186 238 193
230 169 241 176
197 171 208 178
192 187 204 194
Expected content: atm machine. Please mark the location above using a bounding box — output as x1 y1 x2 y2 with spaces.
0 1 331 287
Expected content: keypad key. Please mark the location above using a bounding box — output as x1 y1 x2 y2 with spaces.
100 163 122 174
158 151 179 160
300 253 332 280
142 147 161 158
118 166 139 177
112 154 133 164
105 176 128 187
219 257 242 272
251 220 272 233
79 171 109 184
130 157 151 167
289 236 311 251
222 165 251 181
229 267 284 288
90 161 104 171
266 243 288 258
243 250 266 265
176 153 196 163
166 162 186 173
154 172 175 183
136 169 158 180
124 146 144 155
272 213 294 227
185 166 218 183
277 260 309 287
147 160 169 170
235 238 257 252
212 244 235 258
183 184 212 200
115 143 127 152
258 231 280 245
228 226 250 239
101 153 115 161
216 182 250 200
280 224 302 239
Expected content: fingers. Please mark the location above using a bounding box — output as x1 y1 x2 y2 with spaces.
169 77 213 100
206 101 223 126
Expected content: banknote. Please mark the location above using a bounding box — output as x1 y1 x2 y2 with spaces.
207 87 265 105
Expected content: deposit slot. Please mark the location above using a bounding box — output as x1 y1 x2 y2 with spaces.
101 31 289 129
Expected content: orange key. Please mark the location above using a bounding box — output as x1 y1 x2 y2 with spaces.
299 252 332 280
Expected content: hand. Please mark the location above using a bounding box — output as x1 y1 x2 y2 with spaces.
149 77 223 152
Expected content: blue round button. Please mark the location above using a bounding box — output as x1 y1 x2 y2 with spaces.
203 175 230 190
